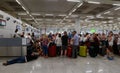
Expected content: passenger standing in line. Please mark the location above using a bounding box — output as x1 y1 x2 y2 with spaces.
21 32 25 38
61 31 68 57
41 34 49 58
71 31 79 58
55 33 62 56
26 33 33 45
107 31 114 59
117 33 120 55
100 33 107 57
31 32 36 42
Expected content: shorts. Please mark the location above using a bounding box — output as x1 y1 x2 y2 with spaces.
62 45 67 50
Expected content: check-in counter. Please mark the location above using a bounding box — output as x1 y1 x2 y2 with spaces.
0 38 27 56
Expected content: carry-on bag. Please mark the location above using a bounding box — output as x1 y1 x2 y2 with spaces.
79 46 87 57
67 46 72 57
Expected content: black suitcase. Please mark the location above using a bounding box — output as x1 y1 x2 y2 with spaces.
89 46 97 57
99 46 106 56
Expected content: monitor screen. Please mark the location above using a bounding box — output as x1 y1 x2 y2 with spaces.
0 19 6 26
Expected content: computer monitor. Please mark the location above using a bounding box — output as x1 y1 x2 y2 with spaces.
0 19 6 26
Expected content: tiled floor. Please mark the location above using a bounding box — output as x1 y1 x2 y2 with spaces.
0 56 120 73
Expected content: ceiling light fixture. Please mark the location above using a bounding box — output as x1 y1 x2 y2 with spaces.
104 11 111 14
88 1 101 4
114 7 120 10
26 11 30 14
108 17 114 19
45 14 54 16
77 3 83 8
72 8 77 12
58 14 66 16
113 4 120 6
16 0 21 5
22 6 26 10
18 13 27 15
67 0 80 2
68 12 72 16
31 13 41 16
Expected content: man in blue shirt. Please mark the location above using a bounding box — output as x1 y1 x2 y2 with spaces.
72 31 79 58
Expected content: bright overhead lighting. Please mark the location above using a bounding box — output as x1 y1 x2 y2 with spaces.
68 12 72 16
72 8 77 12
71 15 78 18
58 14 66 16
16 0 21 5
18 13 27 15
86 16 94 19
108 17 114 19
77 3 83 8
26 11 30 14
88 1 101 4
114 7 120 10
113 4 120 6
29 14 32 17
104 11 111 14
31 13 41 16
67 0 80 2
22 6 26 10
45 14 54 16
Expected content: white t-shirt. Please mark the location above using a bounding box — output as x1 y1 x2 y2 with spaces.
55 36 62 46
117 37 120 45
108 36 114 46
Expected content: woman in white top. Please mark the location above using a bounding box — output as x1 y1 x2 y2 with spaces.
55 33 62 56
107 31 114 59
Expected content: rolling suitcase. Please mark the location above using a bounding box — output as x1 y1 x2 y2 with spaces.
89 46 97 57
67 46 72 57
48 42 56 57
79 46 87 57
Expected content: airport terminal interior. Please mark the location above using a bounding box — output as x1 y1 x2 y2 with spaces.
0 0 120 73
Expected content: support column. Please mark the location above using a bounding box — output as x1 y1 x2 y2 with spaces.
75 18 81 33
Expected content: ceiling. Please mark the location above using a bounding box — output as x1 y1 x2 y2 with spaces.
0 0 120 30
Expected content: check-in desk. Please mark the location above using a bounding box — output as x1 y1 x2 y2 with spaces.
0 38 27 56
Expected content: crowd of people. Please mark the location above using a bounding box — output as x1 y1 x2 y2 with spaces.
3 29 120 66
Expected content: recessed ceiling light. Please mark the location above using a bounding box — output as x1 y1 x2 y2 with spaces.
72 8 77 12
22 6 26 10
104 11 111 14
58 14 66 16
77 3 83 8
88 1 101 4
18 13 27 15
113 4 120 6
68 12 72 16
31 13 41 16
45 14 54 16
114 7 120 10
16 0 21 5
26 11 30 14
108 17 114 19
67 0 80 2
